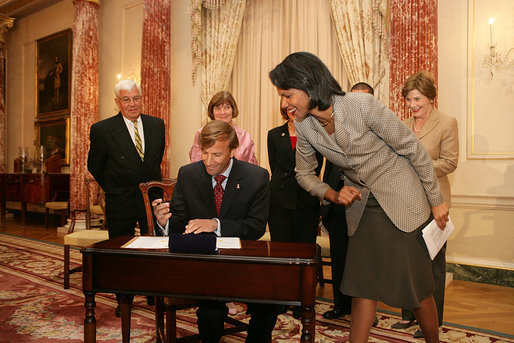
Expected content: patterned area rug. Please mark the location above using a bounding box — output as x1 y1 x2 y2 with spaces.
1 233 512 342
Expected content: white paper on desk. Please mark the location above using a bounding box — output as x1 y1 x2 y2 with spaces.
123 236 169 249
216 237 241 249
422 217 455 260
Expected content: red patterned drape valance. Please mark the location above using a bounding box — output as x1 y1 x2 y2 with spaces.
389 0 438 120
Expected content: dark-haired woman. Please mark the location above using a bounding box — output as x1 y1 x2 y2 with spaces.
267 107 323 243
269 52 449 343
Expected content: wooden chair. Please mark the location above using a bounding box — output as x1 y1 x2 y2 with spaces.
45 199 69 228
316 235 331 286
63 178 109 289
139 178 249 343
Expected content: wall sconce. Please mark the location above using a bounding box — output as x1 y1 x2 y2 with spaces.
482 18 514 79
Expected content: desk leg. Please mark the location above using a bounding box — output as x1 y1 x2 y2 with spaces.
21 202 26 225
1 199 5 222
84 292 96 343
301 264 316 343
121 295 132 343
300 305 315 342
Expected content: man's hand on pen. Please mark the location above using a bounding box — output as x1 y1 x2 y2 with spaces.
152 199 171 227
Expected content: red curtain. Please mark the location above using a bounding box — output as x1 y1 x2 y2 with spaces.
69 0 99 212
140 0 171 178
389 0 438 120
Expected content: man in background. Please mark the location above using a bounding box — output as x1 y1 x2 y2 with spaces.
87 79 165 316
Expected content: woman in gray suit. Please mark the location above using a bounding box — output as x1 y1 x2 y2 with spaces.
269 52 449 343
391 71 459 338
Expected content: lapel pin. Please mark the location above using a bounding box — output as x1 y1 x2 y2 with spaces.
236 184 240 189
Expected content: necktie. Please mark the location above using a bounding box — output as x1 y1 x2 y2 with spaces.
213 175 226 216
133 121 144 161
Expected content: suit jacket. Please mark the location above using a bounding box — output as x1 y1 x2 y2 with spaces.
87 112 165 219
168 158 269 240
294 93 444 236
267 121 323 209
404 109 459 208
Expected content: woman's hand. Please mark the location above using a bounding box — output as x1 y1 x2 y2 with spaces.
431 202 449 229
325 186 362 206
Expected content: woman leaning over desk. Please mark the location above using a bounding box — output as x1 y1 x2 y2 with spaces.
269 52 449 343
391 70 459 338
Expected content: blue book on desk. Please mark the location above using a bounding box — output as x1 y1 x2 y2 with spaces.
168 233 217 254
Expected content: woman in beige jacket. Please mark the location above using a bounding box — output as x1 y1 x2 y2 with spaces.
270 52 449 343
393 70 459 338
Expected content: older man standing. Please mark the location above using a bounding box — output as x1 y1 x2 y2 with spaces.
87 79 165 315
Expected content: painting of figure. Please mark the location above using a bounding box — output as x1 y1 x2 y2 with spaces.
36 118 69 165
36 29 72 118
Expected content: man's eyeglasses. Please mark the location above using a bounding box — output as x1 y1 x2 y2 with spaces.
119 96 141 104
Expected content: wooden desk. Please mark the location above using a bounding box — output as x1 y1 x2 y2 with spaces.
0 173 69 224
82 236 317 343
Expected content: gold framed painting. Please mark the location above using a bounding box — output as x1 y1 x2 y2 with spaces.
36 29 72 118
35 117 70 165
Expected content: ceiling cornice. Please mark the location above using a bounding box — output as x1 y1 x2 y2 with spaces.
0 0 61 19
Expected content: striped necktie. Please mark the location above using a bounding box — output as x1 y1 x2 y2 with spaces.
132 121 144 161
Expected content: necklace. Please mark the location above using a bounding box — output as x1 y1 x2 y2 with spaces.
413 126 422 132
318 111 334 127
288 121 296 134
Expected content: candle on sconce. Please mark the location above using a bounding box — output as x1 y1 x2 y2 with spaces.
117 73 121 80
489 18 493 45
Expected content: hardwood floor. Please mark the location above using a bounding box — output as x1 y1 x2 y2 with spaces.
2 213 514 337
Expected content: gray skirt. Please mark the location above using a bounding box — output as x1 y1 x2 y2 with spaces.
341 194 434 309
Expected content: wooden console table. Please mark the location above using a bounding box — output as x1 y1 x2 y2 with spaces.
82 236 318 343
0 173 70 224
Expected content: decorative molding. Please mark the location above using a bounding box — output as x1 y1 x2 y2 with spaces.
447 257 514 272
452 193 514 211
120 1 143 83
0 14 14 42
0 0 60 19
467 0 514 160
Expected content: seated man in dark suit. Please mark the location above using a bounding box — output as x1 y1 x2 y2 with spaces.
153 120 277 343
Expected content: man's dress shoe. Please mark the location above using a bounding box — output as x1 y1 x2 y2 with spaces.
322 308 349 319
292 306 302 319
391 319 416 329
413 329 424 338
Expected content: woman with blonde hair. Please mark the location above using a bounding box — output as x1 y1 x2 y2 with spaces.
391 70 459 338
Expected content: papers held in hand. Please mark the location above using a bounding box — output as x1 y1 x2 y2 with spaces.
422 217 455 260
